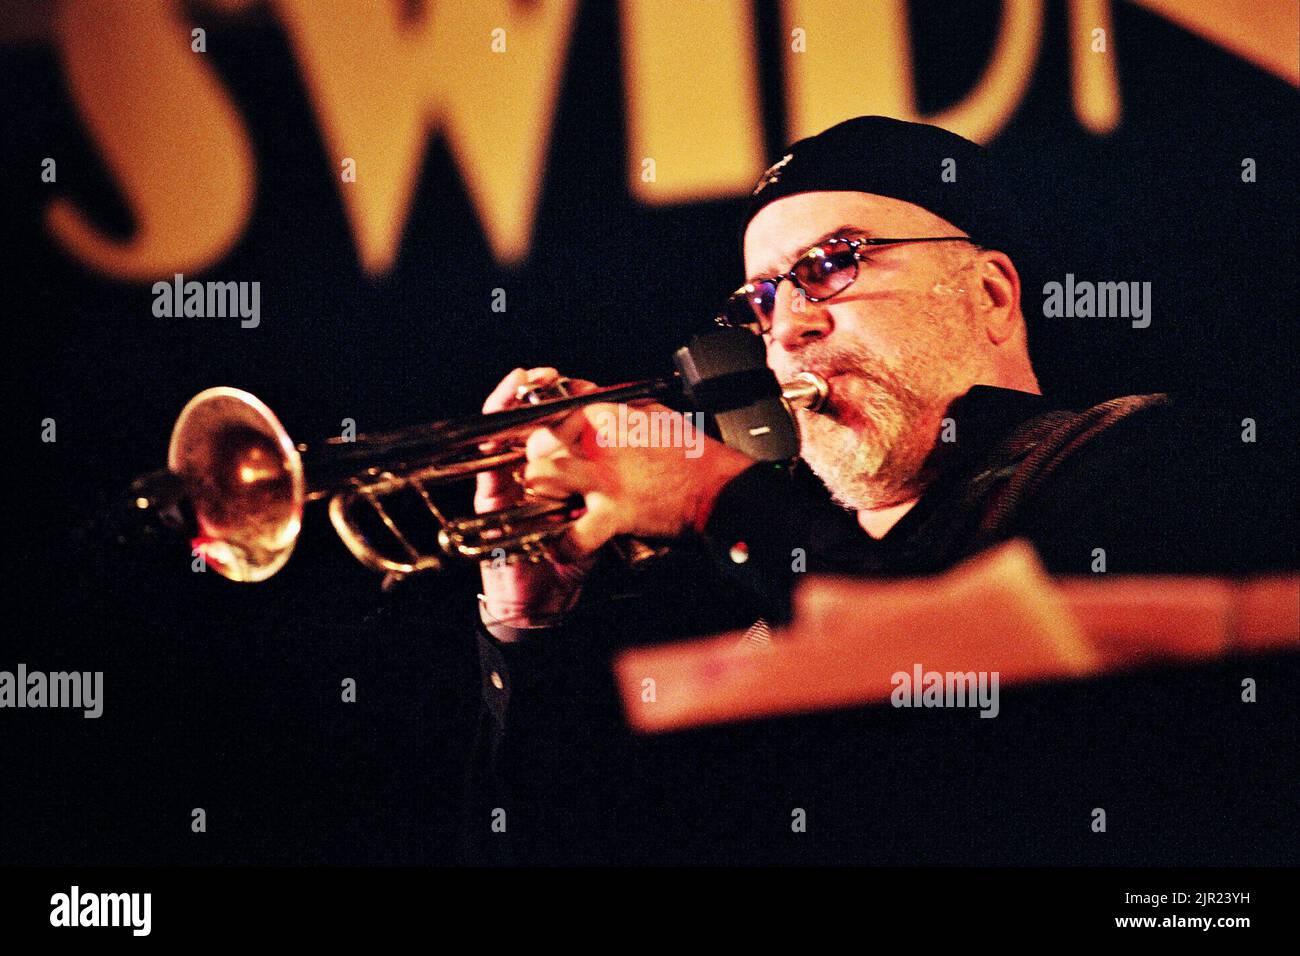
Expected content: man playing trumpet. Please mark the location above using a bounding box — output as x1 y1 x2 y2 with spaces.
463 116 1246 864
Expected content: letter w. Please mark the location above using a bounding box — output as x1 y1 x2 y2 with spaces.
274 0 579 270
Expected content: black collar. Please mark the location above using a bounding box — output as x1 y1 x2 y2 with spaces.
799 386 1050 564
881 386 1045 540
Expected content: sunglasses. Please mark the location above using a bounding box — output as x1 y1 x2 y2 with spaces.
716 235 975 336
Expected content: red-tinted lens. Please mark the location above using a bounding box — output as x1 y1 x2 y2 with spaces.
722 279 778 332
792 239 858 299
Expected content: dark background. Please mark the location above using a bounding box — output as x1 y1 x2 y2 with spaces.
1 1 1295 865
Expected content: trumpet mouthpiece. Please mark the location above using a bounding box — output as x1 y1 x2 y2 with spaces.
781 372 829 413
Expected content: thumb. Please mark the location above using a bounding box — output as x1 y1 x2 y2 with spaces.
555 500 621 560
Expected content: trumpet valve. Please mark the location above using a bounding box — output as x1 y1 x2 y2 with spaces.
515 376 573 406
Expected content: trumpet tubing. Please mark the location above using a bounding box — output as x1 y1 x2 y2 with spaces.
136 365 829 586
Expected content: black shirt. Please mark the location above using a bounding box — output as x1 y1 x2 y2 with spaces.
461 385 1290 864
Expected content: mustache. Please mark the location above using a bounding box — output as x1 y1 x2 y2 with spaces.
794 350 910 400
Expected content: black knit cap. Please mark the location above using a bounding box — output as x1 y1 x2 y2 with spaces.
740 115 1015 257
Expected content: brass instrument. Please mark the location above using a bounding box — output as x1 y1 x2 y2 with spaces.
131 365 828 587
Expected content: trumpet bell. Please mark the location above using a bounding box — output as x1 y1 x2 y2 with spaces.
168 387 305 582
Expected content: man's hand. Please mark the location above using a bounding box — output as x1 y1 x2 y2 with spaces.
475 367 756 632
476 367 600 631
521 398 756 555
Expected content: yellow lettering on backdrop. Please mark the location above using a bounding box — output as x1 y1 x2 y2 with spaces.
1132 0 1299 86
38 0 1297 278
274 0 579 270
782 0 1043 145
46 0 255 281
1069 0 1121 134
622 0 764 203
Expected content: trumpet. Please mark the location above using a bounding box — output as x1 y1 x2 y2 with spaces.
129 331 829 586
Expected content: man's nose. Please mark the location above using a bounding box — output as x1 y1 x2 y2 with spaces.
769 280 831 349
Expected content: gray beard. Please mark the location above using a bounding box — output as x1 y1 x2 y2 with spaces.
796 366 937 512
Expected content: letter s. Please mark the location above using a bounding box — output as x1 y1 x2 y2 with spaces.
47 0 255 280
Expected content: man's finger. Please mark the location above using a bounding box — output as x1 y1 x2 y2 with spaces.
562 378 600 396
522 455 600 499
524 403 608 460
559 503 621 558
479 369 599 509
482 367 530 414
478 367 557 507
525 425 567 461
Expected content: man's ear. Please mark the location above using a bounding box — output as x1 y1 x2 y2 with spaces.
977 250 1022 345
